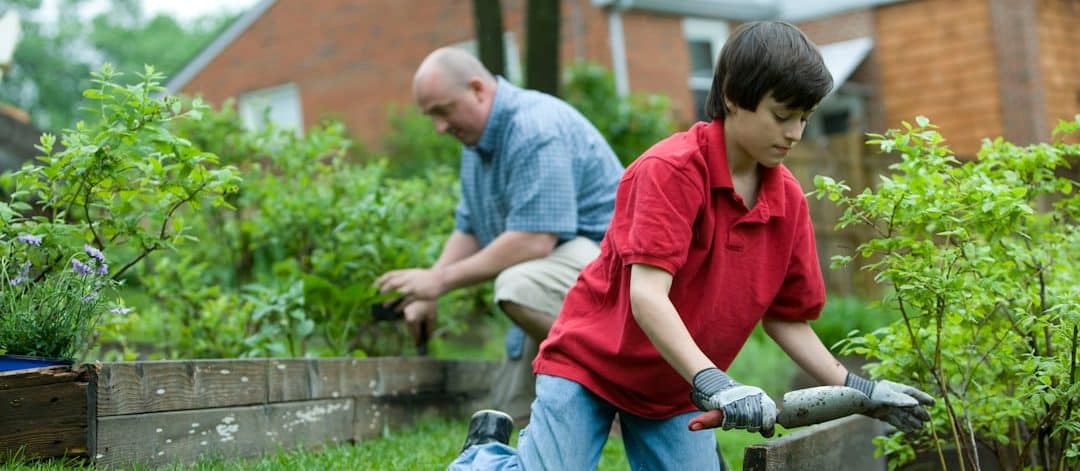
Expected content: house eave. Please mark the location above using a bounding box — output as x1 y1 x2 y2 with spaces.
591 0 779 21
165 0 278 95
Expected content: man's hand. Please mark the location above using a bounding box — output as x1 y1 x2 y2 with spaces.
690 368 777 437
402 300 437 346
846 373 935 433
375 268 447 303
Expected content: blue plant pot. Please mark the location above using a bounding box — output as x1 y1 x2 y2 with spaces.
0 354 73 372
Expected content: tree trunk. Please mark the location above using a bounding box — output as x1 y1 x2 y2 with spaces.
525 0 560 96
472 0 506 77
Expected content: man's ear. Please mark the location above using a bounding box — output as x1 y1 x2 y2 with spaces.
467 77 487 99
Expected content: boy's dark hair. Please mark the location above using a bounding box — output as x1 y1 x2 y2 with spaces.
705 21 833 120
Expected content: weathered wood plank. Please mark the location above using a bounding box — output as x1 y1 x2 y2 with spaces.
742 415 888 471
266 358 379 402
96 360 268 416
94 398 354 468
445 360 495 394
0 381 89 459
375 357 447 397
0 365 89 390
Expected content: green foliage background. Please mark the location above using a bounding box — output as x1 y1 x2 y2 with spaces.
815 116 1080 469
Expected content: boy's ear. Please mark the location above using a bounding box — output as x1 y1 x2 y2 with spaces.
723 97 736 114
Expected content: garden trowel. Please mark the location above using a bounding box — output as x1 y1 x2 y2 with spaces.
688 385 872 431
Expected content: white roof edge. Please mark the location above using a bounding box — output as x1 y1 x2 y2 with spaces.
780 0 906 22
818 36 874 95
592 0 908 22
165 0 278 94
592 0 780 21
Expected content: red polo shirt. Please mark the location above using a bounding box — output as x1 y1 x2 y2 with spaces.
534 120 825 419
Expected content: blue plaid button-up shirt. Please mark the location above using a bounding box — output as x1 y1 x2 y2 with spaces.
455 78 623 248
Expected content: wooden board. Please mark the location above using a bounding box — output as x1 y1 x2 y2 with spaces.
94 398 354 468
742 415 889 471
95 360 268 416
0 378 89 459
266 358 379 402
0 364 90 390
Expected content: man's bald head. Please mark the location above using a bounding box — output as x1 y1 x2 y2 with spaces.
411 48 499 146
414 47 496 92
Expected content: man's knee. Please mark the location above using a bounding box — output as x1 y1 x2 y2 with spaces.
493 262 545 307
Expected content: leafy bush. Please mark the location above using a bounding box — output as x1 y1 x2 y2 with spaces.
0 64 238 362
812 296 898 351
381 105 462 177
109 102 486 360
562 62 676 166
814 115 1080 470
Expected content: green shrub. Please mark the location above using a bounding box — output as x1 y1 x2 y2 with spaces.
108 102 485 360
380 105 461 177
812 296 898 351
562 62 676 166
0 64 238 361
814 115 1080 470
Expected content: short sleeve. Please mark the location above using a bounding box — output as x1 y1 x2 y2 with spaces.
503 136 578 238
767 198 825 321
610 158 704 275
453 198 473 235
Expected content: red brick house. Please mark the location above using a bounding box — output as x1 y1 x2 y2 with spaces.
166 0 1078 157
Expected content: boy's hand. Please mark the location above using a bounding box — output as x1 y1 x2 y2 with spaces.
845 373 935 433
690 368 776 437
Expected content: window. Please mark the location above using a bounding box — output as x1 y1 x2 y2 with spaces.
237 82 303 134
682 18 728 122
453 32 522 84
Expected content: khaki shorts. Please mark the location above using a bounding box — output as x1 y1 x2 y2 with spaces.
488 237 601 422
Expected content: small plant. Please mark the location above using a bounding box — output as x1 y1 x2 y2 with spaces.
0 234 123 362
814 115 1080 470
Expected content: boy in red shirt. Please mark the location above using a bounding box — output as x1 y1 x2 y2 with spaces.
451 21 933 470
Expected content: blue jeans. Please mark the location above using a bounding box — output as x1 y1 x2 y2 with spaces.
449 375 724 470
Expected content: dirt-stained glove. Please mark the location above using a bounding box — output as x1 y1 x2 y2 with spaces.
845 372 935 433
691 368 777 437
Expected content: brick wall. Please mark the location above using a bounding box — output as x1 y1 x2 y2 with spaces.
178 0 695 149
621 11 695 124
1037 0 1080 139
875 0 1004 156
798 8 875 45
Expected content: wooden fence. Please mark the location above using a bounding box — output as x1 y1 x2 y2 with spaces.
785 131 898 298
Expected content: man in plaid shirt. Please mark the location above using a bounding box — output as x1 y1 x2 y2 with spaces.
376 47 623 425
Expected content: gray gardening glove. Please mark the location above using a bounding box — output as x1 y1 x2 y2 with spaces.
845 372 935 433
691 368 777 437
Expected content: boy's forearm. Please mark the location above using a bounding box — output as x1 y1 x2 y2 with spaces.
628 264 713 382
762 317 847 385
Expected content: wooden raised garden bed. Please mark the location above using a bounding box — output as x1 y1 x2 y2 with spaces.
1 357 494 467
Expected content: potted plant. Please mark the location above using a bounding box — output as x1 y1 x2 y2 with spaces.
0 234 123 370
814 116 1080 470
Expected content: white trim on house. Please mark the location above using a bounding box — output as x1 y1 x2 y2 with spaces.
165 0 278 94
591 0 778 21
591 0 907 22
819 36 874 95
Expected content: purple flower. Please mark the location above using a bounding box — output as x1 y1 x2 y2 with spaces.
110 306 132 315
17 234 42 246
84 244 106 263
9 262 30 286
81 292 98 303
97 264 109 276
71 258 93 276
